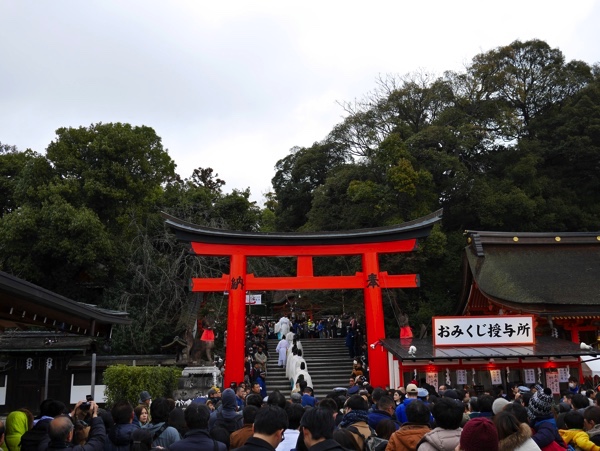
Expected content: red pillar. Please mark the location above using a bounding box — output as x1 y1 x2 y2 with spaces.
362 251 389 388
570 328 580 344
224 253 246 387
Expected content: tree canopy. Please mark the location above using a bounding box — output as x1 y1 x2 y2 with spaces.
1 39 599 349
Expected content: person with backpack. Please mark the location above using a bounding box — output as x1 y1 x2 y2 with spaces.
106 401 139 451
144 397 181 449
169 403 226 451
208 388 243 433
340 395 375 450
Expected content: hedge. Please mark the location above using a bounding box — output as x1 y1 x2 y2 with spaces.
103 365 181 407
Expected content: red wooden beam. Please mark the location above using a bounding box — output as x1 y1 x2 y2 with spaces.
189 272 419 292
190 239 417 257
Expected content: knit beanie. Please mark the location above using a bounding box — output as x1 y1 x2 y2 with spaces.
492 397 510 415
460 417 499 451
527 385 553 420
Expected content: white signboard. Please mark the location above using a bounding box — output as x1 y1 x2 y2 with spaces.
426 372 439 390
546 372 560 395
524 369 536 384
245 294 262 305
490 369 502 385
456 369 467 386
558 367 570 383
433 316 535 346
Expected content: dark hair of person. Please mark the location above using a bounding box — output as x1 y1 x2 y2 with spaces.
285 403 305 430
493 411 521 440
572 394 590 410
371 387 386 403
585 406 600 424
41 399 67 418
564 410 585 429
431 398 463 430
521 392 532 407
0 422 4 438
134 405 149 423
345 394 368 411
300 407 336 441
185 403 211 430
150 397 172 423
478 395 494 413
168 407 187 435
406 399 431 424
469 397 479 412
48 416 74 442
377 396 395 412
241 405 258 425
97 408 114 432
318 398 338 414
210 426 231 448
130 428 153 451
375 419 397 440
111 401 134 425
503 402 529 424
332 428 361 451
267 390 286 409
253 406 288 435
245 393 263 408
72 420 90 446
299 380 308 392
587 390 595 398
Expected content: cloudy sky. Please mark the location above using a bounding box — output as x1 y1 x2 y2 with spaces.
2 1 599 205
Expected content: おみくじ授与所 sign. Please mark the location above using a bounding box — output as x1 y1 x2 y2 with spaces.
433 316 535 346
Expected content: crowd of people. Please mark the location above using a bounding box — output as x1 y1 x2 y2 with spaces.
4 379 600 451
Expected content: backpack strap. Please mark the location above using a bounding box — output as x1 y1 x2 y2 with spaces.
152 423 169 441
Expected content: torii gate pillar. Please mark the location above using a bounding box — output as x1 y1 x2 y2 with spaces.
363 251 387 387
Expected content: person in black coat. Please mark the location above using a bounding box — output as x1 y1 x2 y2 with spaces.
45 402 106 451
300 407 347 451
234 406 288 451
169 403 226 451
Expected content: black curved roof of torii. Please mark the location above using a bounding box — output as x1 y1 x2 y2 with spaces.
162 209 443 246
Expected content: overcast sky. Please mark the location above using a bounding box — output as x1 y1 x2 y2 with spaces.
2 1 599 205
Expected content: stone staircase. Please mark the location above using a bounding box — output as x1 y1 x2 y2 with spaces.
265 338 354 400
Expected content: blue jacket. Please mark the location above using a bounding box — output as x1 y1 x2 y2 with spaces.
367 409 398 430
395 397 417 424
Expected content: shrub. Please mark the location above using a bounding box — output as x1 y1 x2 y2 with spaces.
103 365 181 407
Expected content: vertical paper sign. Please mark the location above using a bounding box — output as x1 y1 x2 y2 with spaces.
546 372 560 394
558 368 570 383
490 369 502 385
426 372 439 390
524 369 536 384
456 369 467 386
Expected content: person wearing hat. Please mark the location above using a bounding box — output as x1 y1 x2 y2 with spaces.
396 383 419 424
208 388 243 433
526 385 566 449
457 417 499 451
139 391 151 408
492 398 510 416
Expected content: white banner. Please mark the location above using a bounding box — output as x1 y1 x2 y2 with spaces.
524 368 536 384
490 369 502 385
456 369 467 386
245 294 262 305
433 316 534 346
426 372 439 390
546 372 560 394
558 367 570 383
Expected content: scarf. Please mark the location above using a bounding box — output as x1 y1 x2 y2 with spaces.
339 410 369 429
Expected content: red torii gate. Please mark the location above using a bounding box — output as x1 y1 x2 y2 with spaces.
164 210 442 388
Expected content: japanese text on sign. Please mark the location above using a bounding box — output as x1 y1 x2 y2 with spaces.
433 316 535 346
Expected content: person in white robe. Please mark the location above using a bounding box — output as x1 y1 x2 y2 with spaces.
275 337 290 367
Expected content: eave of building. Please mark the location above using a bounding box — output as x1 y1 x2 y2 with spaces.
162 209 443 246
382 336 598 362
0 271 131 336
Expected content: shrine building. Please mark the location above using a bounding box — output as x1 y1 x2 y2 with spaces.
381 230 600 394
